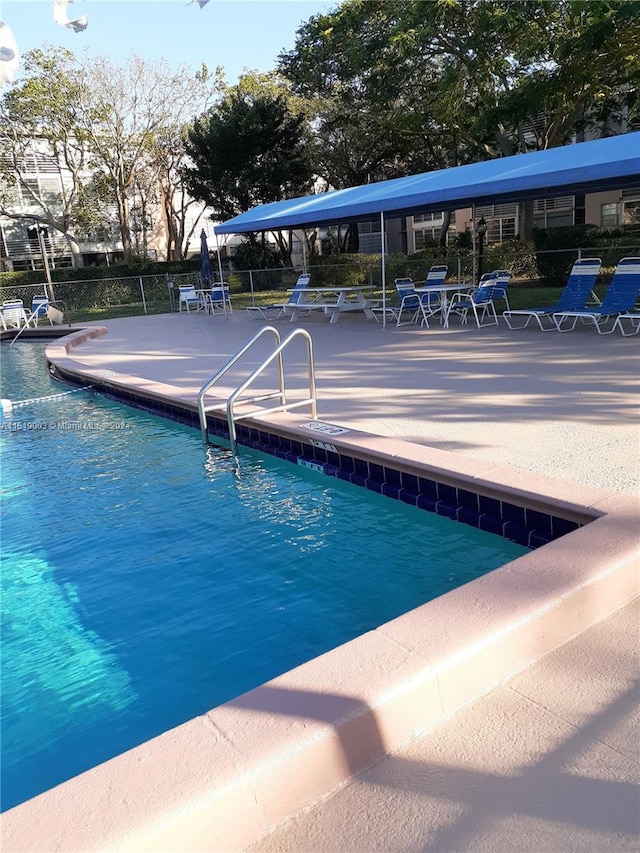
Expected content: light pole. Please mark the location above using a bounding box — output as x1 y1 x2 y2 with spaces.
34 221 55 301
476 216 487 285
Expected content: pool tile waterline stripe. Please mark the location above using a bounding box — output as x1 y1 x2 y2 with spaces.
205 417 577 549
50 367 581 550
54 370 579 549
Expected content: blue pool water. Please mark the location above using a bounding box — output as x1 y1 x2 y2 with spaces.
0 342 528 811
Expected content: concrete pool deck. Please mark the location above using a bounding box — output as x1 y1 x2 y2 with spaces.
2 311 639 851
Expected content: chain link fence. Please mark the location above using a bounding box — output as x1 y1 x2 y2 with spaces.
1 243 638 324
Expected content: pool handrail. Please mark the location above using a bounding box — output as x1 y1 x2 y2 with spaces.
197 326 317 451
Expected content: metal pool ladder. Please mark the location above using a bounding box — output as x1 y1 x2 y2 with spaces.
197 326 317 453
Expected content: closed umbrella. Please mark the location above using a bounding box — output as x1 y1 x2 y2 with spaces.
200 229 213 286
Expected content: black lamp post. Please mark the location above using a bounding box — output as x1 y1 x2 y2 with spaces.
476 216 487 285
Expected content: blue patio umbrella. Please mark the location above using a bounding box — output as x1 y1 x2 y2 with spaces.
200 229 214 285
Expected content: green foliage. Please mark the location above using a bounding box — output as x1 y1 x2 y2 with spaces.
183 88 314 221
481 241 539 280
531 224 639 284
231 238 284 290
279 0 639 186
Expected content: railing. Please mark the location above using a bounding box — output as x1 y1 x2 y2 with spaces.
197 327 317 453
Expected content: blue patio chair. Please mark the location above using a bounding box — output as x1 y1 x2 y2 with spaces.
0 299 30 330
178 284 206 313
553 257 640 333
370 266 447 325
502 258 602 331
415 264 449 322
205 284 232 315
29 295 51 326
246 274 311 320
490 270 512 312
394 276 440 327
444 279 498 328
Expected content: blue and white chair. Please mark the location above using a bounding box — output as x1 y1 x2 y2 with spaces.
502 258 602 331
29 295 51 326
205 284 232 315
490 270 512 312
0 299 30 330
178 285 206 313
246 273 311 320
553 257 640 333
445 277 499 328
394 274 443 328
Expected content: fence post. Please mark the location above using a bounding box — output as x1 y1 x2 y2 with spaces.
166 274 175 311
249 270 255 306
139 277 148 315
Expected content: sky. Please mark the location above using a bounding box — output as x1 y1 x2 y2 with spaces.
1 0 334 83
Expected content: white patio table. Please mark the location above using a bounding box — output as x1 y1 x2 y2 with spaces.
285 285 375 324
413 282 470 327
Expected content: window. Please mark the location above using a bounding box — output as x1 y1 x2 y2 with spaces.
359 232 383 254
475 203 517 218
486 218 516 243
413 212 443 224
532 196 576 229
623 200 640 226
601 203 619 227
533 197 573 213
414 228 440 249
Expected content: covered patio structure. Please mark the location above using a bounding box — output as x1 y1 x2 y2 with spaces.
215 132 640 323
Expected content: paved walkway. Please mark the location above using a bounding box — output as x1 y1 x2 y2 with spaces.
51 312 639 851
62 311 640 495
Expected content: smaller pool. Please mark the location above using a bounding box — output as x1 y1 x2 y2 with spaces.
1 342 528 810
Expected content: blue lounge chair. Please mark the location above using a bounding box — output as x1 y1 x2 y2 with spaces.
502 258 602 331
490 270 512 312
611 311 640 336
553 257 640 333
246 273 311 320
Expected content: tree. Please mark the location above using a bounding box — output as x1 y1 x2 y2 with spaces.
279 0 639 241
78 54 219 262
1 48 221 266
182 80 314 265
0 47 88 266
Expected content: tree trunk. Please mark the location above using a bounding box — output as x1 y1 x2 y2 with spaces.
274 230 293 266
518 199 535 241
117 194 132 261
439 210 452 248
339 223 359 253
67 236 85 268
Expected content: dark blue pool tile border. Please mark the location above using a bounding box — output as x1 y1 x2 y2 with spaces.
228 421 583 550
51 366 583 550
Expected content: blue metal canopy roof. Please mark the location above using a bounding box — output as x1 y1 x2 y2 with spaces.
215 132 640 235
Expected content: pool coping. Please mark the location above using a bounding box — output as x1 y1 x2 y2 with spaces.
3 327 639 852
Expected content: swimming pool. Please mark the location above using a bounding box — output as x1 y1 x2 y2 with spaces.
0 341 529 811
